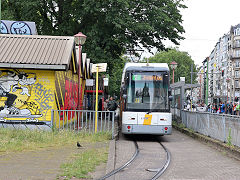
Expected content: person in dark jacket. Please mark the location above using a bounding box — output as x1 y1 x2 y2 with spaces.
107 96 118 111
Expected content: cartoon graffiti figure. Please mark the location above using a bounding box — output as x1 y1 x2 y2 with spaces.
0 70 40 119
0 21 8 34
10 21 32 35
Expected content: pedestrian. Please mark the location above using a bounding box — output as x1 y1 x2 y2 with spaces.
107 96 118 112
221 101 225 114
233 103 237 115
229 102 233 115
98 98 103 111
236 102 240 115
103 99 108 111
107 96 118 121
212 103 217 113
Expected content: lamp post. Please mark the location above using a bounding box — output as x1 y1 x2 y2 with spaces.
74 32 87 111
170 61 178 84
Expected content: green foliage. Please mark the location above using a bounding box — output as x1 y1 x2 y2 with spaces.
109 57 127 97
227 128 232 147
0 128 111 154
2 0 187 96
148 48 197 84
60 147 108 179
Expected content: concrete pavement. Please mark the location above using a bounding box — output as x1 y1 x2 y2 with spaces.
106 129 240 180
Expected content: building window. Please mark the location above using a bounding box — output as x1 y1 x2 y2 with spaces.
234 28 240 36
236 40 240 47
236 50 240 57
236 60 240 67
235 80 239 88
236 71 239 78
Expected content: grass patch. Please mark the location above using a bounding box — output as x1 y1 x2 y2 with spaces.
59 146 109 179
0 128 111 154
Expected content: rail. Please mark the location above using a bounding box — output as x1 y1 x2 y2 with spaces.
180 110 240 147
51 109 116 139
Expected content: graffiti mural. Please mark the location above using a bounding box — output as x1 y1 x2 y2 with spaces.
0 20 37 35
33 82 54 120
0 69 55 123
10 21 32 35
0 70 40 121
0 21 8 34
55 71 78 121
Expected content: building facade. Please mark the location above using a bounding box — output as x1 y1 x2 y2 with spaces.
0 34 92 128
197 24 240 105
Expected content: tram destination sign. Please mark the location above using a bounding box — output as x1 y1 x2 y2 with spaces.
132 74 163 81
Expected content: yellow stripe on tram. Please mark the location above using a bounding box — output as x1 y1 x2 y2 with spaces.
143 114 152 125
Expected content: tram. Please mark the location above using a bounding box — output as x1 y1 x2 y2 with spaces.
120 63 172 135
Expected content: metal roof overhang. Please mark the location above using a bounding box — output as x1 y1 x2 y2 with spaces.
0 63 67 70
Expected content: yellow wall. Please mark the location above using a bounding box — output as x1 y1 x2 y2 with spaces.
0 67 85 127
0 69 55 122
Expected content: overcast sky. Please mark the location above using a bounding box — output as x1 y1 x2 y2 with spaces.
143 0 240 66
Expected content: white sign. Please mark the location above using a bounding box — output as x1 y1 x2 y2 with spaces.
180 77 185 82
86 79 94 86
103 78 109 86
91 63 107 73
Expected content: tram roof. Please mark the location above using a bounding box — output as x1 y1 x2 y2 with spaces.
123 63 169 72
121 63 169 85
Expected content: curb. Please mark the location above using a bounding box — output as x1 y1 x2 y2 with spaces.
173 124 240 161
105 139 116 180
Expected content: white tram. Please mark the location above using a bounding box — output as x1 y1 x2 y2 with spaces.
120 63 172 135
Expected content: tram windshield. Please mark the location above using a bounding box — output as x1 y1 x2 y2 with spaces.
125 71 169 112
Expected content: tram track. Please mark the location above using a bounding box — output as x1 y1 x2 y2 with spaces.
98 140 139 180
98 136 171 180
149 140 171 180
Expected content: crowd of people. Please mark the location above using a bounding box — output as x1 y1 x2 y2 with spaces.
207 101 240 115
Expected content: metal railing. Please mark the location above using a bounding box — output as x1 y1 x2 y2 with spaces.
180 110 240 147
51 110 116 139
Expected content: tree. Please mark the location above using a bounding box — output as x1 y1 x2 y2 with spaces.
148 49 197 84
2 0 187 95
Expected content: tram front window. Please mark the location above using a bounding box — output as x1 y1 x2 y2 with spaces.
125 72 169 112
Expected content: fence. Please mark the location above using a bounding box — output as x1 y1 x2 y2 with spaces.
51 110 116 139
181 110 240 147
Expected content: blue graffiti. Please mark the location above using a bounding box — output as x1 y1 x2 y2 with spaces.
0 21 8 34
10 21 32 35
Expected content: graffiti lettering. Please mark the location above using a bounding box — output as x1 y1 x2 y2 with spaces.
34 83 54 115
38 77 50 85
18 100 40 115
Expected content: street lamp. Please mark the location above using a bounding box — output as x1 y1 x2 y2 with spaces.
74 32 87 110
170 61 178 84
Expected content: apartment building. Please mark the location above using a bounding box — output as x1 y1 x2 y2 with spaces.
230 24 240 100
198 28 234 104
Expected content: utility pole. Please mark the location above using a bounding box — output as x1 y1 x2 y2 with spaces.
205 58 209 105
